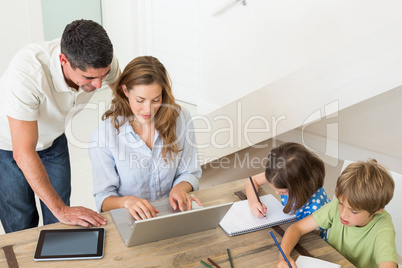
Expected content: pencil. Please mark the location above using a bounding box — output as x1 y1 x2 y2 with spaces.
200 260 213 268
207 257 221 268
270 231 292 268
227 248 234 268
249 177 267 218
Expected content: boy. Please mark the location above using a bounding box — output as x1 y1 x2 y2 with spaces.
276 159 398 268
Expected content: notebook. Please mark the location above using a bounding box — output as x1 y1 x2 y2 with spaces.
219 194 297 236
295 255 341 267
111 198 233 247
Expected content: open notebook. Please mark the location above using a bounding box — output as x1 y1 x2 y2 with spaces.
219 194 297 236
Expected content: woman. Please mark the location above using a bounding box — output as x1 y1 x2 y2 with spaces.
89 56 201 220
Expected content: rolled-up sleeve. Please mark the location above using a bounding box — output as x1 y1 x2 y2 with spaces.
89 122 120 212
172 108 201 191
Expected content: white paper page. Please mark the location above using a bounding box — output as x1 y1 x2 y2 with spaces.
295 255 341 268
219 194 296 234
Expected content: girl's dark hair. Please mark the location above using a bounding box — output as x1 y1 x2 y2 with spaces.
265 142 325 214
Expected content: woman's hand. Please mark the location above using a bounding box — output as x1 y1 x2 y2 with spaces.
169 182 202 211
123 196 159 220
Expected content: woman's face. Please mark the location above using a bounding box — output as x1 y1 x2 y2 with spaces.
123 83 163 124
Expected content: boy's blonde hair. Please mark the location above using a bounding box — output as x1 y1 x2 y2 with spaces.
335 159 394 215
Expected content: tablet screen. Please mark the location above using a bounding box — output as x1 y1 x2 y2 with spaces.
34 228 105 261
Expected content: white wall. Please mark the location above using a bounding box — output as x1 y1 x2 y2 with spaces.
102 0 141 70
195 16 402 163
99 0 402 179
102 0 402 115
200 0 402 113
300 86 402 174
0 0 44 75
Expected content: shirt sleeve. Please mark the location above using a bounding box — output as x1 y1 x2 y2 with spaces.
302 188 331 218
89 121 121 212
5 55 43 121
373 216 398 265
172 108 201 191
312 199 337 230
103 54 120 86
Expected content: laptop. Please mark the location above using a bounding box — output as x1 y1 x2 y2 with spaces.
110 198 233 247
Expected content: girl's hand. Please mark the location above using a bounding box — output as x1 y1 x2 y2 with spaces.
250 201 267 218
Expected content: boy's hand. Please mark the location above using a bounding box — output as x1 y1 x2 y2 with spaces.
276 257 297 268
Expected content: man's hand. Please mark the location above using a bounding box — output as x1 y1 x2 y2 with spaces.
57 206 107 227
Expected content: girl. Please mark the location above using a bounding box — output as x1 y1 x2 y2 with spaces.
246 142 330 239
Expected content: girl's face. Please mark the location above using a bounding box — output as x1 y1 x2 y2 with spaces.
123 83 163 124
338 197 378 227
268 182 289 196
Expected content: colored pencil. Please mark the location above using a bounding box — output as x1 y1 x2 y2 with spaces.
270 231 292 268
200 260 213 268
207 257 221 268
249 177 267 218
227 248 234 268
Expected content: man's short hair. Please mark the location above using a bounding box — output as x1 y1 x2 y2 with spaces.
335 159 394 215
61 19 113 71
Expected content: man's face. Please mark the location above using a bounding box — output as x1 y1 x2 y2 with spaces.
59 53 110 92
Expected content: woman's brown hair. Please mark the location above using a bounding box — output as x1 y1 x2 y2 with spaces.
265 142 325 214
102 56 181 161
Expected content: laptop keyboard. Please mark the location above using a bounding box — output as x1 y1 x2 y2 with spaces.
126 200 203 229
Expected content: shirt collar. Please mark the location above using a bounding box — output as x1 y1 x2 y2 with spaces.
119 119 160 141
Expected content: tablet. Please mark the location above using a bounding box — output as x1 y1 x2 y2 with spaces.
34 228 105 261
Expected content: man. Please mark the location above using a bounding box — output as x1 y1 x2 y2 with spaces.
0 19 120 233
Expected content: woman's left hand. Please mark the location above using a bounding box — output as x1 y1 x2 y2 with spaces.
169 182 202 211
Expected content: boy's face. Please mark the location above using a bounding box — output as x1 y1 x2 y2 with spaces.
338 198 377 227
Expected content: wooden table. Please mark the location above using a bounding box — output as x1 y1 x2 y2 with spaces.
0 178 354 267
